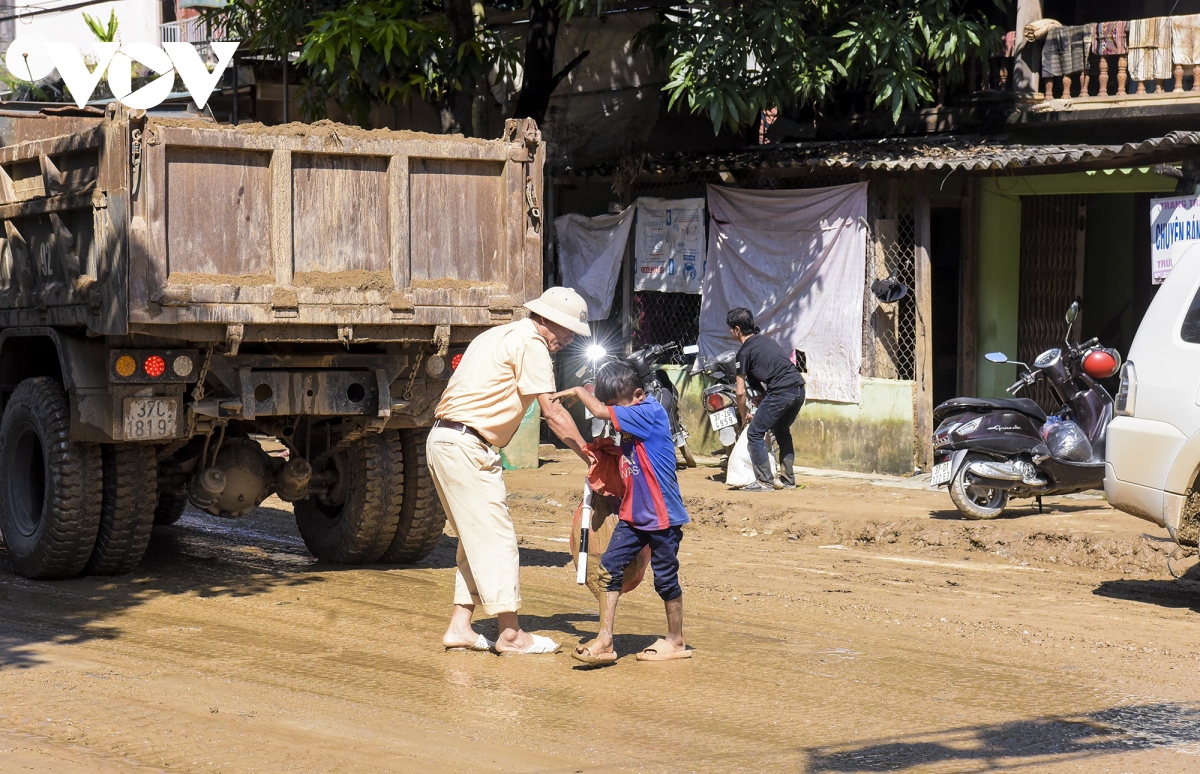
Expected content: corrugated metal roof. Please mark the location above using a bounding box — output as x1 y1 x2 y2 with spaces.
565 131 1200 178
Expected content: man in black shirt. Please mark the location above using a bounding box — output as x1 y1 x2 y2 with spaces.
727 308 806 492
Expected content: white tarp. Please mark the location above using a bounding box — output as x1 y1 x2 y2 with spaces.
1150 194 1200 284
555 206 634 321
634 197 706 293
699 183 868 404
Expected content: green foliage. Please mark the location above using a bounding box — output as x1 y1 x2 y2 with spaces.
83 9 119 43
213 0 523 127
642 0 1002 131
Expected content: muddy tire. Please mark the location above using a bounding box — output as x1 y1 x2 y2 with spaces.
87 444 158 575
679 442 697 468
379 428 447 565
0 377 103 579
295 430 403 564
153 488 189 526
949 456 1009 520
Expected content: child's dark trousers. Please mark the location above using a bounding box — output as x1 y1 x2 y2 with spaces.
600 521 683 601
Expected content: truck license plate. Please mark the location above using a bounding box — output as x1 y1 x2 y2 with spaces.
123 398 178 440
709 407 737 431
930 460 953 487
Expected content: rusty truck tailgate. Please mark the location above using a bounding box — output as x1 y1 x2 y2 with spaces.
130 119 543 328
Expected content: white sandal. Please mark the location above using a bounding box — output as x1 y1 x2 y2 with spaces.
500 634 560 656
444 633 495 652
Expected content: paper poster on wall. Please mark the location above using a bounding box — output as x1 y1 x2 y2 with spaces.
633 197 706 293
1151 194 1200 284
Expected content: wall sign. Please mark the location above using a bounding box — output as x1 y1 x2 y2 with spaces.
1151 194 1200 284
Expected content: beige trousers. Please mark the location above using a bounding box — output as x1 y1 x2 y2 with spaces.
426 426 521 614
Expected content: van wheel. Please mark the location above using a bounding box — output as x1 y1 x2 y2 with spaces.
295 430 403 564
949 456 1009 520
379 428 447 564
87 444 157 575
0 377 103 579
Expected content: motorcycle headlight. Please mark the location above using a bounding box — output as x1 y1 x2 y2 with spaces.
954 417 982 436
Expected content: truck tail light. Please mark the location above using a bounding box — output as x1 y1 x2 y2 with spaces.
143 355 165 378
1115 361 1136 416
172 354 194 377
450 353 463 371
115 355 137 378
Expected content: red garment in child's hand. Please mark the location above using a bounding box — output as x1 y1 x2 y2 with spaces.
584 437 625 499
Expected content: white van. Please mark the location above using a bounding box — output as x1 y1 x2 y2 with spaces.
1105 247 1200 544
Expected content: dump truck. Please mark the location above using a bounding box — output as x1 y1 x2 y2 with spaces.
0 104 545 579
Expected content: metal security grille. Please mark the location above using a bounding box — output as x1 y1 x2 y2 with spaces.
554 168 918 380
865 180 917 381
1018 194 1086 411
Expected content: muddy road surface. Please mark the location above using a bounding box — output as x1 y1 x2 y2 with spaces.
1 451 1199 773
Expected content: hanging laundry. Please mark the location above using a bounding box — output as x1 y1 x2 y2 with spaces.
555 206 634 321
1093 20 1127 56
1001 30 1017 58
1128 17 1173 81
1172 14 1200 65
1042 24 1092 77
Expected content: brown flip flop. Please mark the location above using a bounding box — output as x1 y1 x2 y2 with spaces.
572 641 618 667
636 638 692 662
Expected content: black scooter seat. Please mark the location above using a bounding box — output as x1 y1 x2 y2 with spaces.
934 397 1047 425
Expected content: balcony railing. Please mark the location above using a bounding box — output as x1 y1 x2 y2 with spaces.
988 17 1200 104
160 17 227 45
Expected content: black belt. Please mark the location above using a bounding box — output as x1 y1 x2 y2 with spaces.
434 419 486 443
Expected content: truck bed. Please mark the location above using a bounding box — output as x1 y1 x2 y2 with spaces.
0 109 545 337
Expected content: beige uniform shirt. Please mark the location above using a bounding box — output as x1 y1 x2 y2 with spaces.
434 318 555 447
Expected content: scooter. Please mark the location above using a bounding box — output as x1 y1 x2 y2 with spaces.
579 341 697 467
698 350 742 452
930 302 1121 519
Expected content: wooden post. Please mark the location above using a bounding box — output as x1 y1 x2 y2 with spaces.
914 181 934 473
620 196 633 354
958 180 979 397
1013 0 1043 94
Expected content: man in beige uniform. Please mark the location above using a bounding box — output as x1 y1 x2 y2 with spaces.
430 287 589 655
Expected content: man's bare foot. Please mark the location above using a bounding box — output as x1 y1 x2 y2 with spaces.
442 628 492 651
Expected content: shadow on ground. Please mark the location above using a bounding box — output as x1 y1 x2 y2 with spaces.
806 702 1200 772
1093 558 1200 613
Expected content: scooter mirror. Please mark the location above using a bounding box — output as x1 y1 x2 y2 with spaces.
1066 301 1079 325
984 352 1009 363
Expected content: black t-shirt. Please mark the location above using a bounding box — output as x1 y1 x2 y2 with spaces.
736 334 805 394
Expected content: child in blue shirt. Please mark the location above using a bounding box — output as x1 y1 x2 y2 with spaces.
553 361 691 665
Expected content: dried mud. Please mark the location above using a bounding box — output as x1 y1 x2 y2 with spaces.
166 271 274 286
147 117 495 146
293 269 393 292
0 453 1198 772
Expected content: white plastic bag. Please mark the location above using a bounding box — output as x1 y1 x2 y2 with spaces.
725 425 777 488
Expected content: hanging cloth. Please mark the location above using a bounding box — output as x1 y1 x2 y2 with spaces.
1093 20 1127 56
1001 30 1017 58
632 197 706 294
1172 14 1200 65
1128 17 1173 81
1042 24 1092 77
555 206 634 322
699 183 868 404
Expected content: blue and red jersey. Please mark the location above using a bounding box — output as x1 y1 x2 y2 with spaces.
609 395 690 530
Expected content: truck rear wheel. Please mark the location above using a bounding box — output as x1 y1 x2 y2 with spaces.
153 489 189 526
0 377 103 579
87 444 158 575
295 430 403 564
379 428 447 564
